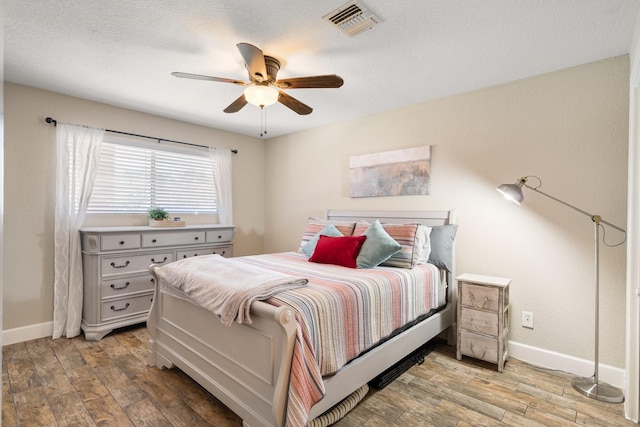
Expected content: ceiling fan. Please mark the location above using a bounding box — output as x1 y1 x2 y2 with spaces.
172 43 344 116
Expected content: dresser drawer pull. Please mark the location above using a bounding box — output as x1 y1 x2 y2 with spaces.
110 282 130 290
470 343 487 359
119 240 125 245
182 253 199 259
194 236 199 240
470 293 488 310
471 318 488 333
110 261 130 269
151 256 168 264
218 235 222 239
110 303 130 312
152 239 157 243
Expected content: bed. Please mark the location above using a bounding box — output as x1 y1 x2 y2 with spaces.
146 209 457 427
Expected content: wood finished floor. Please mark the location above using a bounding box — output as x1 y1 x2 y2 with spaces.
2 325 633 427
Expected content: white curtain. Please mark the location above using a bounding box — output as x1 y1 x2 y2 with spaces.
209 148 233 224
53 123 104 339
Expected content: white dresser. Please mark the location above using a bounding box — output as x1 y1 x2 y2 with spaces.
80 224 235 340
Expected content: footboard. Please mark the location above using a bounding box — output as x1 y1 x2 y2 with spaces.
147 266 298 427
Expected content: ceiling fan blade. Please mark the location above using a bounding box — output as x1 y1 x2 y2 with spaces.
236 43 268 82
276 74 344 89
223 94 248 113
171 72 246 85
277 91 313 115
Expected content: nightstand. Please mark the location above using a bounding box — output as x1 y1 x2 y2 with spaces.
456 273 511 372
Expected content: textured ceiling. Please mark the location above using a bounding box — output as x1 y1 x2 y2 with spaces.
5 1 640 138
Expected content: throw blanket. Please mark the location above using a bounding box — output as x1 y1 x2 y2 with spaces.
154 254 308 326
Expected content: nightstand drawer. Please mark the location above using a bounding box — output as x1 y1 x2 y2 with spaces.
460 309 499 336
460 283 500 312
459 331 498 364
100 234 140 251
101 274 155 298
101 293 154 321
101 252 174 276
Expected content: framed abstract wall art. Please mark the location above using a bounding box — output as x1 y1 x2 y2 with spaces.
349 145 431 197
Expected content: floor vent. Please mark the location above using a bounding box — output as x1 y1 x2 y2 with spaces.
323 1 381 37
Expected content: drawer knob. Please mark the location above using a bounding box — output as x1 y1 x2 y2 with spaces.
194 236 199 240
110 303 130 312
150 278 155 283
469 342 487 359
470 293 488 310
110 282 130 290
218 235 222 239
151 256 168 264
471 318 488 333
110 260 130 269
119 240 125 245
152 239 157 243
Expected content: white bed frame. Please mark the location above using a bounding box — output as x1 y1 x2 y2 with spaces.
146 210 457 427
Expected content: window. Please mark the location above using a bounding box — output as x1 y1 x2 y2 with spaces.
87 137 217 214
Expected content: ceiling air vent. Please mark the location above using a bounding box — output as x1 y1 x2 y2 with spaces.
323 1 381 37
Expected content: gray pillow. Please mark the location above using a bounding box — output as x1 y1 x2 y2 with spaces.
427 224 458 272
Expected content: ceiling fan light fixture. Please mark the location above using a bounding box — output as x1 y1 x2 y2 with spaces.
244 84 279 107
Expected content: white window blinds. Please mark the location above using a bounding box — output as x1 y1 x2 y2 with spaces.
87 139 217 214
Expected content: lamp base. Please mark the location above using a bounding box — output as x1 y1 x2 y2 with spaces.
572 376 624 403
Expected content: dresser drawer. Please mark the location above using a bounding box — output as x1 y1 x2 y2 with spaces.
101 252 174 276
460 309 499 336
101 274 156 298
459 330 498 364
100 234 140 251
176 246 231 259
210 245 232 257
142 231 206 248
101 293 154 322
206 229 234 244
460 283 500 312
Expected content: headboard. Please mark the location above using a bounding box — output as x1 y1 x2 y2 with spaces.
326 209 456 227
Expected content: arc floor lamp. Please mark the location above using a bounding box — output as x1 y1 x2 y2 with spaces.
497 176 625 403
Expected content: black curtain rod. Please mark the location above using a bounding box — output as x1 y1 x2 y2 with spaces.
45 117 238 154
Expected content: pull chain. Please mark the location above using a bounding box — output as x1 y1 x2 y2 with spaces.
260 106 268 138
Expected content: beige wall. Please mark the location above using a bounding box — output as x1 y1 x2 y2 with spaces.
264 55 629 368
3 82 265 330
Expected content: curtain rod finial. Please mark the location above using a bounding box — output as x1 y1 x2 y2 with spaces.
45 117 57 126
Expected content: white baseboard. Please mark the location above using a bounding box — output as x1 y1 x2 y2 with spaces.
3 321 53 346
509 340 625 389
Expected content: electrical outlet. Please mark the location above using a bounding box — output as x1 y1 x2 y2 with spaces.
522 311 534 328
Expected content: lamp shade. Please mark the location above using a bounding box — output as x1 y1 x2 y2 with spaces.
244 85 279 107
497 182 525 204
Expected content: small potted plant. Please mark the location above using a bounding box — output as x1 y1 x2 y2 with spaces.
147 208 169 226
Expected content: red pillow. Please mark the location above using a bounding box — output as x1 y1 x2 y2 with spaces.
309 235 367 268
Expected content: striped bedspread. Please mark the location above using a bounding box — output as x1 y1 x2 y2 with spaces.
236 252 446 427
